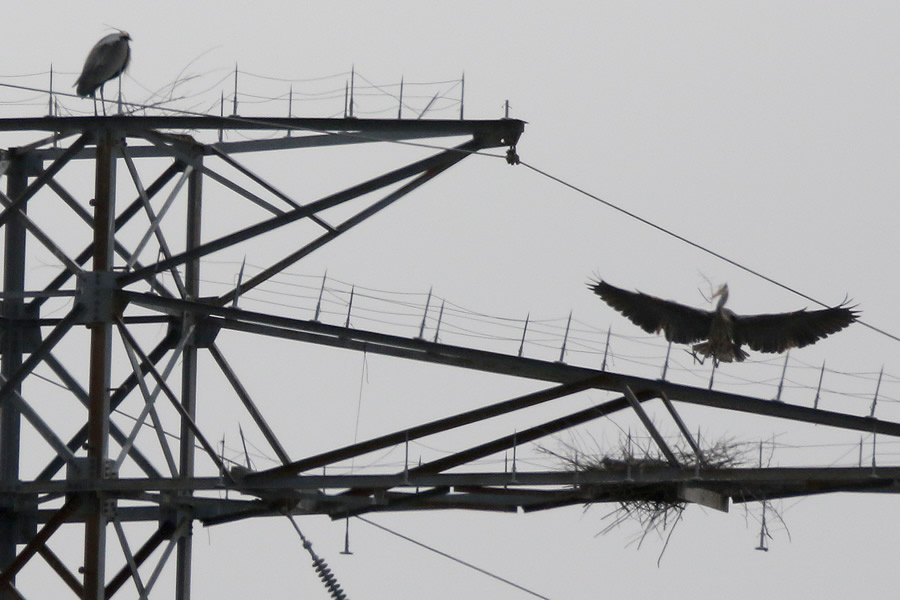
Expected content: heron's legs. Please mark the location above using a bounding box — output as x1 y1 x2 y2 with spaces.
687 348 706 365
686 348 721 369
91 94 98 117
116 74 123 114
99 85 107 116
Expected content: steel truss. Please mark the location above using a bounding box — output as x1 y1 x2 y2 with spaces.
0 114 897 599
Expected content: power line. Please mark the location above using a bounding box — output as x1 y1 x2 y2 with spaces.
356 516 552 600
519 160 900 345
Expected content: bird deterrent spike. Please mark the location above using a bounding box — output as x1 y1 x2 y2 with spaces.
218 92 224 142
774 351 790 402
313 271 327 322
48 65 54 117
343 81 349 118
601 326 611 371
345 286 355 328
287 85 294 132
238 424 251 470
661 339 672 381
518 313 529 357
869 366 884 418
459 71 465 120
813 361 825 410
695 427 703 476
231 256 246 309
232 64 239 116
755 440 769 551
433 300 445 344
417 287 432 339
557 311 572 363
349 65 355 118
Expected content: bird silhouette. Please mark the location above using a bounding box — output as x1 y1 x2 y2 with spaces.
75 31 131 116
591 279 858 365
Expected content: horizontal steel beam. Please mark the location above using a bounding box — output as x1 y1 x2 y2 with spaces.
7 465 900 526
33 128 523 162
0 116 524 145
122 292 900 440
7 466 900 496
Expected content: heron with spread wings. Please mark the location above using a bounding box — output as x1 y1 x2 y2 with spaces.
590 279 858 365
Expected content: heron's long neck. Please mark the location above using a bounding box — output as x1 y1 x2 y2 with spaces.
715 289 729 312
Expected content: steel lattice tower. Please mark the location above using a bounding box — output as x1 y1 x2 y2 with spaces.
1 115 899 600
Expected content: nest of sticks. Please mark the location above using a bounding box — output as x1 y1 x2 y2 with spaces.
544 435 750 557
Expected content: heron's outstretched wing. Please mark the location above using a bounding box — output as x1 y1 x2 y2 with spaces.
590 280 712 343
733 304 858 353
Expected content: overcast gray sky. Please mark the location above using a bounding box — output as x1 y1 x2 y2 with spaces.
4 2 900 598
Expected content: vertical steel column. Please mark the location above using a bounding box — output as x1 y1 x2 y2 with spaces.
0 155 28 598
175 150 202 600
83 128 117 600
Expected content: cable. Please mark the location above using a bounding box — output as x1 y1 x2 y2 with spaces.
356 516 552 600
519 160 900 345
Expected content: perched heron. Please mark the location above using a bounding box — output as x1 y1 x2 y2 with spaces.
75 31 131 115
590 279 858 365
